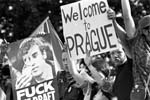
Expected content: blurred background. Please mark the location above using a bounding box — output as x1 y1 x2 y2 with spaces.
0 0 150 99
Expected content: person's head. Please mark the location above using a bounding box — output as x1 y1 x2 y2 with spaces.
19 37 53 77
61 49 71 72
110 44 127 66
138 15 150 41
92 57 108 72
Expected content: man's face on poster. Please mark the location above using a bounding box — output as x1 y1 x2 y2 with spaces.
22 45 47 77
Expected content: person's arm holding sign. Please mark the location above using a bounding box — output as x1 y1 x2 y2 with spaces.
121 0 136 39
62 43 85 86
107 8 132 58
68 60 86 86
63 43 95 86
71 60 95 85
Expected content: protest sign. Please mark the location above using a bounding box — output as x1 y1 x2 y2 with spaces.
61 0 119 59
31 17 63 73
7 34 59 100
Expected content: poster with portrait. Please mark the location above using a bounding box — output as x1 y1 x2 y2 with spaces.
7 34 59 100
30 17 63 73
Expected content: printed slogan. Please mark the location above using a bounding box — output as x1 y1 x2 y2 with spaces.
17 80 55 100
7 21 60 100
61 0 119 59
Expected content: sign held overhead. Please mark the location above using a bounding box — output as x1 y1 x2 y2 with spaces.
61 0 119 59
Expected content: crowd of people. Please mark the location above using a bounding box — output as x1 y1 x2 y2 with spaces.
56 0 150 99
1 0 150 100
58 41 133 100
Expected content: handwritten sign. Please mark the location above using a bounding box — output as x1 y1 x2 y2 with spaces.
61 0 119 59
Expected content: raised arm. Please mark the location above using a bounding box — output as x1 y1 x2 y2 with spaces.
121 0 136 38
84 51 105 86
113 20 132 58
67 59 85 87
70 60 95 85
62 43 95 87
87 64 105 86
107 9 132 58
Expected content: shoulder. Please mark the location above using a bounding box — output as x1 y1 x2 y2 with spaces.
127 33 143 45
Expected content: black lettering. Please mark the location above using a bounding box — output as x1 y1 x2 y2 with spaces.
90 30 100 52
66 36 74 57
61 8 73 23
73 12 79 21
84 20 88 32
99 1 106 13
74 34 84 56
85 32 92 52
104 24 117 48
92 3 100 15
88 6 93 17
97 27 107 49
78 3 83 20
83 8 88 17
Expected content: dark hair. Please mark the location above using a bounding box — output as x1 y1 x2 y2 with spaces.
92 58 107 71
18 37 53 60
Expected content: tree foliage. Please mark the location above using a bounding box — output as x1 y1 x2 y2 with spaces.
0 0 149 43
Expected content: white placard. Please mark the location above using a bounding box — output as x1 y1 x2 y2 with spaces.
61 0 119 59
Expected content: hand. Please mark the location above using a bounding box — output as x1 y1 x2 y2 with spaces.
107 8 116 20
15 66 33 89
84 50 92 66
15 73 32 89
